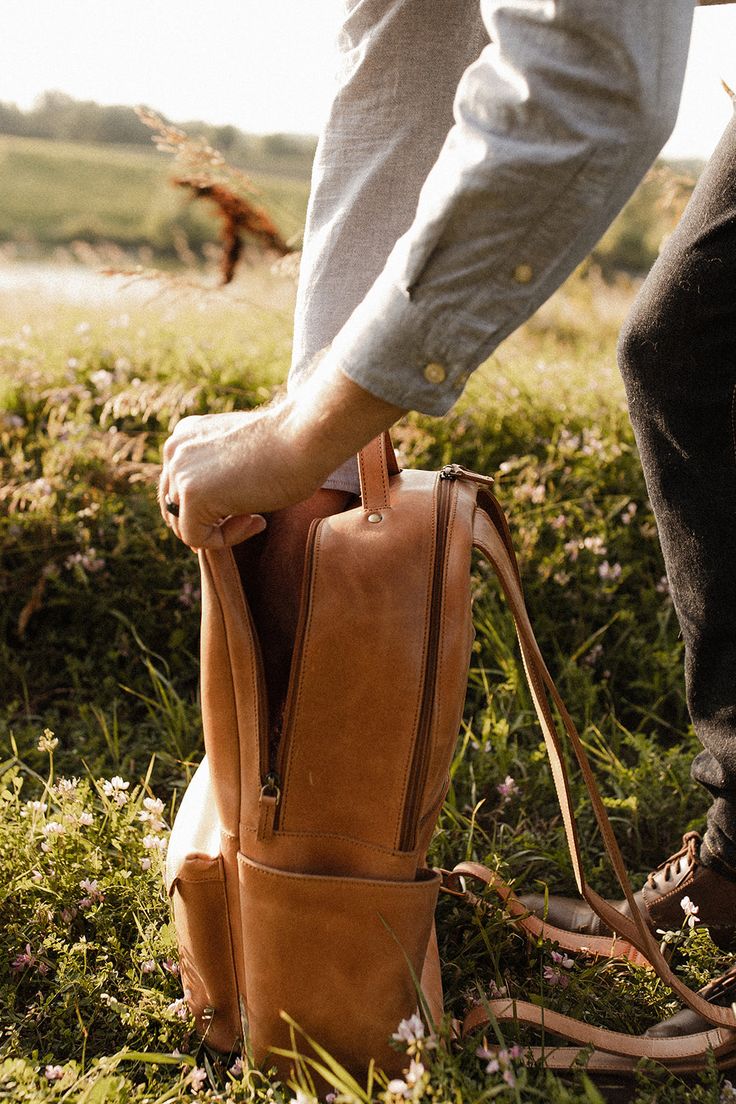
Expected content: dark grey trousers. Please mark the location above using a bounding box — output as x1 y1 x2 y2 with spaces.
618 108 736 873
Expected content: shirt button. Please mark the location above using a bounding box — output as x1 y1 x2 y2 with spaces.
513 263 534 284
423 361 446 385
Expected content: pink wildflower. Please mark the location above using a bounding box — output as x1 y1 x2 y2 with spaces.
11 944 36 972
497 775 519 802
543 964 569 989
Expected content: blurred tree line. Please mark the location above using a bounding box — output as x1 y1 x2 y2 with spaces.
0 91 705 272
0 92 316 179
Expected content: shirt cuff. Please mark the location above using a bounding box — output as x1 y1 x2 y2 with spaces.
327 269 497 417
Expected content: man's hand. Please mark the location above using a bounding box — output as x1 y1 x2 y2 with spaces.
158 356 406 549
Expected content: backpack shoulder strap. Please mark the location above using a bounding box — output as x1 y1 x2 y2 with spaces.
466 492 736 1045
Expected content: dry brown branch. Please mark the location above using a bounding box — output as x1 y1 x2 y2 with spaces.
174 177 293 284
129 106 295 284
135 106 258 197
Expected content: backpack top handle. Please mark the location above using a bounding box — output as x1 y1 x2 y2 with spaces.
357 432 399 514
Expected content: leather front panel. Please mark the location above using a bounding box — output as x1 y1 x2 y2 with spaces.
277 470 437 852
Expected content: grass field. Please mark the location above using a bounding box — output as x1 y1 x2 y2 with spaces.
1 258 732 1103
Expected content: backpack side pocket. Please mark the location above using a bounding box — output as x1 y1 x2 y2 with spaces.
170 853 241 1054
238 855 440 1079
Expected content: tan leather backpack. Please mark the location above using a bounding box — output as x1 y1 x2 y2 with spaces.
165 435 736 1082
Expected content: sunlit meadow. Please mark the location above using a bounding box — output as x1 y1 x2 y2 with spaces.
1 203 733 1101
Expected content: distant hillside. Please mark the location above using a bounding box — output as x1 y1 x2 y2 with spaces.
0 135 310 261
0 91 316 181
0 92 705 274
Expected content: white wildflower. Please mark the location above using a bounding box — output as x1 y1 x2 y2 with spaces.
387 1059 427 1099
166 997 190 1020
582 535 607 556
189 1066 207 1094
680 895 700 929
101 776 129 807
138 796 166 832
391 1011 436 1055
563 540 580 562
21 800 48 818
38 728 58 753
598 560 622 582
143 833 167 852
497 775 520 802
55 777 80 795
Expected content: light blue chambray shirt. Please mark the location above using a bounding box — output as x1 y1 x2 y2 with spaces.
322 0 696 417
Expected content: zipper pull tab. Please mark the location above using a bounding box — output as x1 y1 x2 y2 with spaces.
440 463 495 487
257 773 281 841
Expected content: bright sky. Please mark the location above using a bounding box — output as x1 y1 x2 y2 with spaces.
1 2 734 159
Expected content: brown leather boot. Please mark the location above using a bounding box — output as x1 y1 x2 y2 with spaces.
644 963 736 1039
519 832 736 951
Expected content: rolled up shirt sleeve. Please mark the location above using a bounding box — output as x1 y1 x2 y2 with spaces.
323 0 695 416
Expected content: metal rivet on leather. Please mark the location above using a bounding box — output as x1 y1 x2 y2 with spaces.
367 512 383 523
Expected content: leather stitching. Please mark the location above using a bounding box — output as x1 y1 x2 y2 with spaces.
241 822 418 857
238 853 440 891
358 446 367 506
422 483 460 815
377 433 389 509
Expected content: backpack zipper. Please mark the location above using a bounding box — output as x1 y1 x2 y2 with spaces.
398 470 456 851
439 463 495 488
231 553 273 841
398 464 494 851
257 517 321 841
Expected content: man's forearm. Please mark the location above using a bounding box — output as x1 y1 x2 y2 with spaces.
280 357 407 491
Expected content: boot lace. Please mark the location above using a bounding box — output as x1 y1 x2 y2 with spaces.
645 831 701 890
